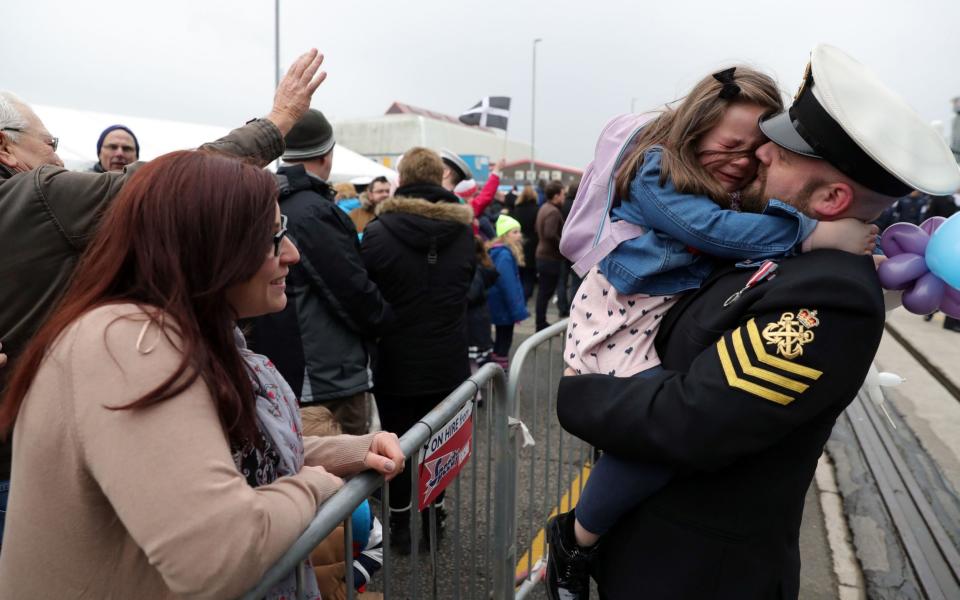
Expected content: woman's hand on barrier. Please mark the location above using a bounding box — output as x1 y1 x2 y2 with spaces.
364 431 405 482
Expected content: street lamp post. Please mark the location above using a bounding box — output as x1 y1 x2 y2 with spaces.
274 0 281 87
530 38 542 183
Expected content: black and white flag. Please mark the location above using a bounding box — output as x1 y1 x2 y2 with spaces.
458 96 511 130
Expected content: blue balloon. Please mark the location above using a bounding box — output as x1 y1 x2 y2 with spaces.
926 213 960 289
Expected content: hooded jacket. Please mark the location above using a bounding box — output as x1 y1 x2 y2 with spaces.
487 245 529 326
248 164 393 402
360 191 476 397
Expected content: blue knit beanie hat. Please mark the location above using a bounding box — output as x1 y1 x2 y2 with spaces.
96 125 140 158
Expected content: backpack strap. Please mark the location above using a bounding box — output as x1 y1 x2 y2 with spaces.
572 119 651 277
572 220 646 277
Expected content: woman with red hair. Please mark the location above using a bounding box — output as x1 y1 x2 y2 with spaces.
0 150 403 598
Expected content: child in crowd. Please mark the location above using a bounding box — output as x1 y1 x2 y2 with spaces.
302 406 385 600
486 215 530 368
547 66 877 600
333 182 361 214
467 237 500 372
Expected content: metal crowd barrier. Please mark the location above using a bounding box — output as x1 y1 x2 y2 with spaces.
506 320 595 599
241 361 518 600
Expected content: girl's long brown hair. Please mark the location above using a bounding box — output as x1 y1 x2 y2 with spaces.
614 66 783 208
0 150 278 444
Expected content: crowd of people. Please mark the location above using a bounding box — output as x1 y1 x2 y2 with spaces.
0 40 959 600
0 50 406 599
0 44 582 598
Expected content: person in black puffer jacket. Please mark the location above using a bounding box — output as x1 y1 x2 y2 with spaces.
360 147 476 553
247 110 393 437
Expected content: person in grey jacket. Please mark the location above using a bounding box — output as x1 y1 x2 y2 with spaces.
0 48 329 543
247 109 394 435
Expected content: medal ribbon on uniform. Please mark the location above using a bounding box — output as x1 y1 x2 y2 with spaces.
723 260 778 307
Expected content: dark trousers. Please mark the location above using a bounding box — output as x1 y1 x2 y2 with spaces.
519 266 537 301
376 390 451 512
493 325 514 356
557 261 571 317
535 258 562 330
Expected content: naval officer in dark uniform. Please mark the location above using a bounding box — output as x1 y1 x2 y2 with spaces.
556 45 960 600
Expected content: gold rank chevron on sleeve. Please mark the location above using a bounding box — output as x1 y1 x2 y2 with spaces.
715 318 823 405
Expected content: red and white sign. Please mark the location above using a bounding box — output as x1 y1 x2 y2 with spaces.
417 402 473 510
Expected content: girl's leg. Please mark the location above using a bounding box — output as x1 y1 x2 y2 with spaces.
493 325 514 357
573 453 673 545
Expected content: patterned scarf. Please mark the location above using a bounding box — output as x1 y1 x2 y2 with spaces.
232 328 320 600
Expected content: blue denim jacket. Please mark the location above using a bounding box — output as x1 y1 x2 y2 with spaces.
599 147 818 295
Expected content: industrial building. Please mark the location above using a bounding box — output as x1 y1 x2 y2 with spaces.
333 102 581 185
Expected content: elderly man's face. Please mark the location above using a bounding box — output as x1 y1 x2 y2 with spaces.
99 130 137 171
0 105 63 172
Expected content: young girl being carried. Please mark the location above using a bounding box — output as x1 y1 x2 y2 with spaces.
546 66 877 600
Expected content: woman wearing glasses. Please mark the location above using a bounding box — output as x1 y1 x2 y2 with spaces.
0 150 403 599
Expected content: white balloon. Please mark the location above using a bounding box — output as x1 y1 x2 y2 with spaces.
877 372 905 387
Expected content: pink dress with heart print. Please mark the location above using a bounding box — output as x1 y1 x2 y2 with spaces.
564 267 682 377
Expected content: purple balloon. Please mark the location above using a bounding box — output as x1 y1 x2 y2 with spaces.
941 292 960 319
920 216 946 236
881 222 930 257
877 252 929 290
902 272 947 315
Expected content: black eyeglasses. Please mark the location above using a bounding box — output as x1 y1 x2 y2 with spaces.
272 214 289 257
1 127 59 152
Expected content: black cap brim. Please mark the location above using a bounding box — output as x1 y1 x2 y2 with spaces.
759 111 821 159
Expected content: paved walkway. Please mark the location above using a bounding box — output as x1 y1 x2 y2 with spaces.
879 309 960 493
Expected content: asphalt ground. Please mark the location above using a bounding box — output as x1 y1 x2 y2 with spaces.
825 309 960 599
363 296 838 599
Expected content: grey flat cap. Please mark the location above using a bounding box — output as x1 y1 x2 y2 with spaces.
282 109 335 161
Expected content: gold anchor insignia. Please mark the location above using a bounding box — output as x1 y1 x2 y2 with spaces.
761 310 818 360
793 61 813 103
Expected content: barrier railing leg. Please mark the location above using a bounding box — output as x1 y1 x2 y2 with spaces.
344 516 355 600
454 474 462 600
429 505 439 599
470 401 479 600
493 368 516 599
411 463 420 600
382 483 391 599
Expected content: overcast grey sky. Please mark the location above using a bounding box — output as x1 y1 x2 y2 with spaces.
6 0 960 167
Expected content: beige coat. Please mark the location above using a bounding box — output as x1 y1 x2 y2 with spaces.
0 304 375 599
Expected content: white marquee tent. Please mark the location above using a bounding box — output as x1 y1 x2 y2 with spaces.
32 104 396 183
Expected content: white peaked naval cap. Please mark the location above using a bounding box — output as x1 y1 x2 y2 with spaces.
760 44 960 196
